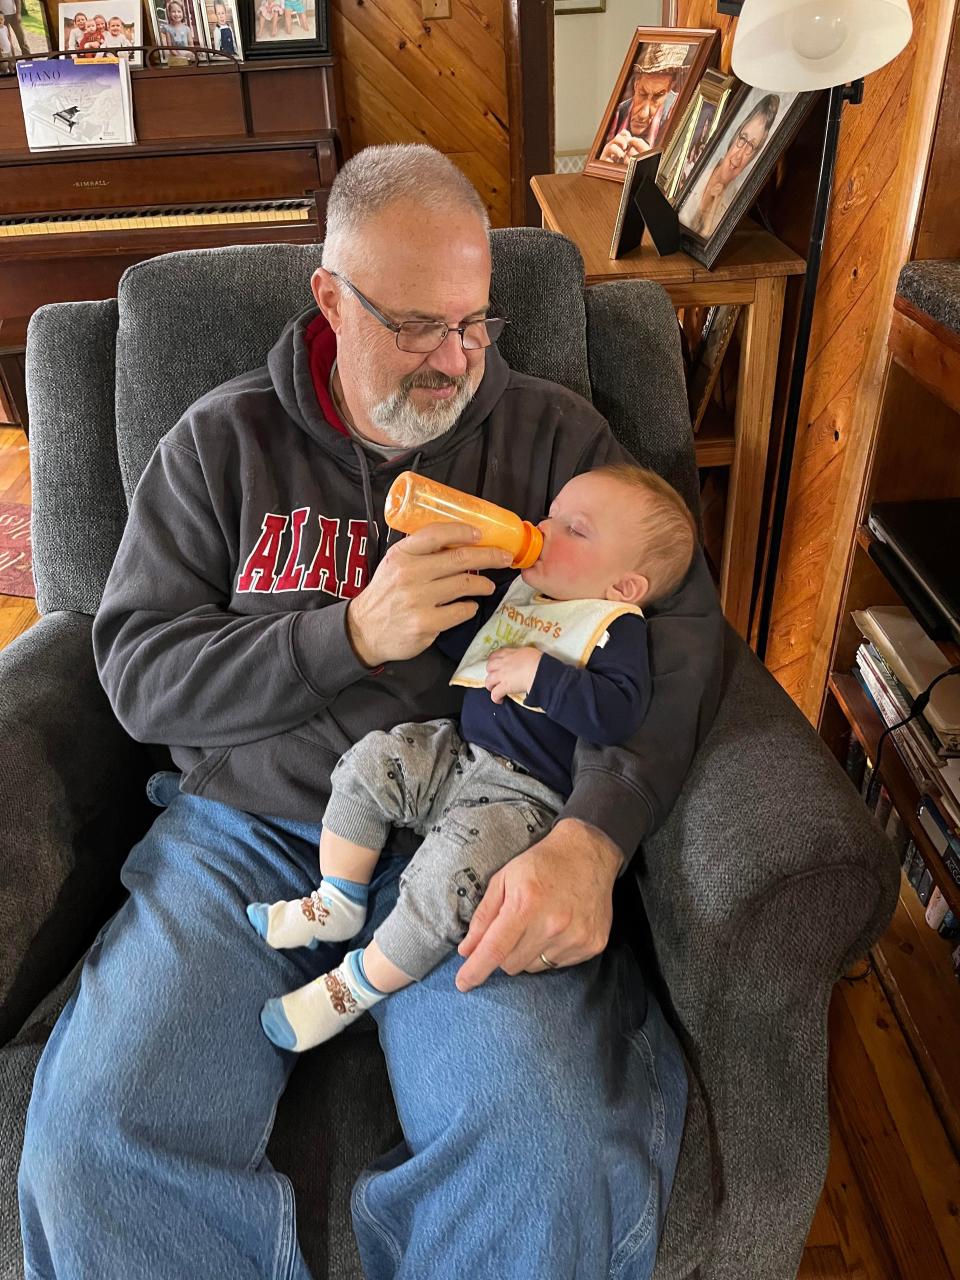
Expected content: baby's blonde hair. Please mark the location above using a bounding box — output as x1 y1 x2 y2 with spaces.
592 463 697 602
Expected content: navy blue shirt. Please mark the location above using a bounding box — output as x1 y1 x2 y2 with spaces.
436 580 651 798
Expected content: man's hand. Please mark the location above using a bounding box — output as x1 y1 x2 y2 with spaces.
599 129 632 163
484 646 541 704
455 819 624 992
600 130 651 164
346 523 512 668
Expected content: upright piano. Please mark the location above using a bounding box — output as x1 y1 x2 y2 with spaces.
0 58 346 428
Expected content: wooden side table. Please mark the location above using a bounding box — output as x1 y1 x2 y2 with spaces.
531 172 805 640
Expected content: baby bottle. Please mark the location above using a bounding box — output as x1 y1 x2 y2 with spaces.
384 472 543 569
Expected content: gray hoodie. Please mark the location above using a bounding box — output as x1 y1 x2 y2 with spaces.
93 307 724 859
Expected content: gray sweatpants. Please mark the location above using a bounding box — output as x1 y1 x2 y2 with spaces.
323 719 563 981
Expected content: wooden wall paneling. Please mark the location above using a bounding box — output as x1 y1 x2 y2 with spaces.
760 50 918 701
674 2 736 71
915 9 960 259
799 0 960 725
330 0 511 225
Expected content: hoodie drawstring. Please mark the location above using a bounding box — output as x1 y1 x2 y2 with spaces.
354 444 425 576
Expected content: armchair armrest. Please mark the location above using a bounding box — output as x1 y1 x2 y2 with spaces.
642 628 898 1280
0 611 154 1044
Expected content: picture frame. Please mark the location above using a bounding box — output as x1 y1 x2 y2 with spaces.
147 0 207 63
584 26 719 185
656 69 737 203
202 0 242 57
688 304 740 432
238 0 328 58
556 1 606 12
59 1 143 67
0 0 53 61
676 84 818 268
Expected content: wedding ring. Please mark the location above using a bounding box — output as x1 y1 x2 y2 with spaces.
539 952 558 970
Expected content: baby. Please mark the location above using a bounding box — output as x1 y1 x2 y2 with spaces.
248 463 697 1051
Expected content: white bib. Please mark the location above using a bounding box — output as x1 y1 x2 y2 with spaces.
450 575 643 712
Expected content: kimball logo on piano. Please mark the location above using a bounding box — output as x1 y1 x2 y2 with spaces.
74 179 109 187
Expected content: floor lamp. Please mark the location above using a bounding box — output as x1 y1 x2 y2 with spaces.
730 0 914 662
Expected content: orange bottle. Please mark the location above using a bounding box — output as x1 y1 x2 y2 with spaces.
384 472 543 569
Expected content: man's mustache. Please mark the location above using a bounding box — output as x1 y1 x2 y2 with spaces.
402 371 467 393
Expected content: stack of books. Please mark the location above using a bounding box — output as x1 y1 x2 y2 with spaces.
849 605 960 956
846 739 960 978
16 58 136 152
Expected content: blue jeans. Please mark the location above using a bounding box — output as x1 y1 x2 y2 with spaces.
19 772 687 1280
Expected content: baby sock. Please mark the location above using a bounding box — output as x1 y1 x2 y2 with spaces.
246 876 368 950
260 948 387 1052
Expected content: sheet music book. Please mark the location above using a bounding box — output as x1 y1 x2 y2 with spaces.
16 58 136 151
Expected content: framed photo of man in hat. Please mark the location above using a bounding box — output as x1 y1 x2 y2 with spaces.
585 27 719 184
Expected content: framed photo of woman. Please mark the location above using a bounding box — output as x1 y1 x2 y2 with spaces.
676 84 817 267
584 26 719 184
238 0 328 58
656 70 736 203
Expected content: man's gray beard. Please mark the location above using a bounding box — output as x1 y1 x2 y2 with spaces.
370 374 477 449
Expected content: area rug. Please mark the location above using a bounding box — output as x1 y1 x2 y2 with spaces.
0 501 34 599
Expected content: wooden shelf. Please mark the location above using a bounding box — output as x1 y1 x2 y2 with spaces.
889 295 960 417
872 872 960 1161
853 526 960 666
828 671 960 917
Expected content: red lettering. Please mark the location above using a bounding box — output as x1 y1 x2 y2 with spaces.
339 518 370 599
302 515 340 594
237 513 288 593
274 507 310 592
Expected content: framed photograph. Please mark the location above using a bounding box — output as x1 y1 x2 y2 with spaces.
677 84 818 268
147 0 206 62
584 26 719 185
656 69 736 203
60 1 143 67
202 0 242 57
239 0 328 58
0 0 53 59
556 1 605 12
688 304 740 432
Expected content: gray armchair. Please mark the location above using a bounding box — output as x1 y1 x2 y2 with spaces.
0 232 898 1280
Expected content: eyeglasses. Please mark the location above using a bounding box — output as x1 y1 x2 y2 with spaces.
732 131 760 160
330 272 508 354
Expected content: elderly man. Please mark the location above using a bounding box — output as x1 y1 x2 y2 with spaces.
19 144 722 1279
600 42 691 165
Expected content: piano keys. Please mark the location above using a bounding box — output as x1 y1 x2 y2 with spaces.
0 133 339 428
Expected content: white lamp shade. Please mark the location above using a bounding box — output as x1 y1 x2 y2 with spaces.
732 0 913 90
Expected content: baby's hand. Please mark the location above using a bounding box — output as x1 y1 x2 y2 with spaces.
484 646 542 705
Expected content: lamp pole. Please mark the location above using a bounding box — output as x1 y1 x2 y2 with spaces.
754 78 863 662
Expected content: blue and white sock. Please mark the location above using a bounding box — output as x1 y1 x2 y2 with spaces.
246 877 368 950
260 948 386 1052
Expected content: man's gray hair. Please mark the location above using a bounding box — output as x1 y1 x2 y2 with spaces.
321 144 490 273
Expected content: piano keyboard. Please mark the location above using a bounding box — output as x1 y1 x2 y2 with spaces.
0 199 315 237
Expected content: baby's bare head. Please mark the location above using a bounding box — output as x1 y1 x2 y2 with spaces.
592 463 697 603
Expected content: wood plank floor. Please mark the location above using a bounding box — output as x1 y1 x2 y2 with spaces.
3 425 959 1278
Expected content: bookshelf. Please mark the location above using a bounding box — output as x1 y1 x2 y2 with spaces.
819 277 960 1156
